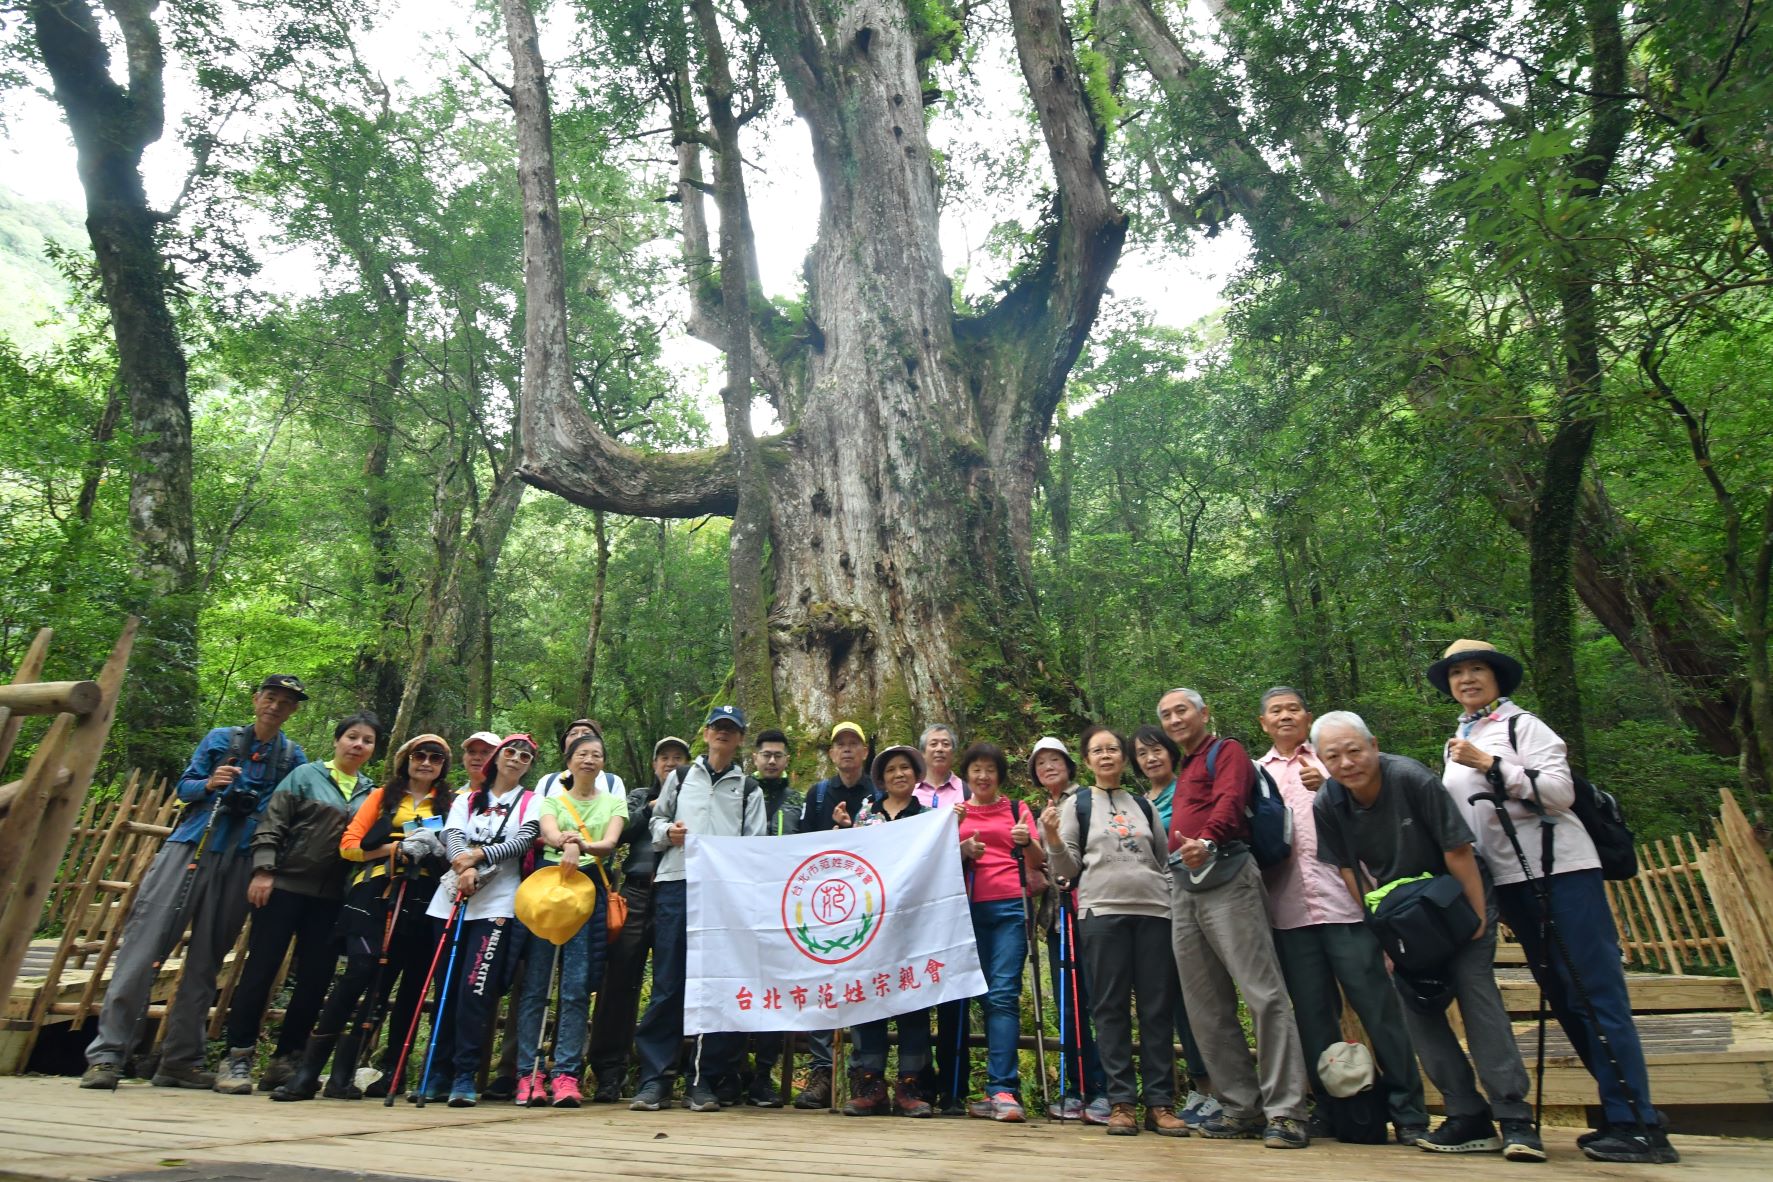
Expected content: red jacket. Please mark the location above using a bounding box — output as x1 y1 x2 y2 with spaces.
1169 736 1253 850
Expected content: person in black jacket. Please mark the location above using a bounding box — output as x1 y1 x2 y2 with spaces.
587 735 690 1102
726 728 802 1107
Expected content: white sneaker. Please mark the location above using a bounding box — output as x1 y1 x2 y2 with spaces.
1180 1089 1222 1127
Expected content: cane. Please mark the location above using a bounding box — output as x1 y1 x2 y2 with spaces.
1467 791 1652 1136
384 897 460 1106
1011 829 1051 1119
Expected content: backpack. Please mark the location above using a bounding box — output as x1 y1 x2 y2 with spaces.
224 726 298 800
1322 1089 1389 1145
1204 739 1293 868
1074 787 1159 864
1363 872 1480 975
1505 714 1638 880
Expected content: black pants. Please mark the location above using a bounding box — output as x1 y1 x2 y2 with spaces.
444 916 522 1084
226 887 342 1054
1079 913 1177 1108
312 889 432 1062
588 876 654 1085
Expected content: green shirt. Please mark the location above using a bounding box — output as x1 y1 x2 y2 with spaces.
541 791 628 865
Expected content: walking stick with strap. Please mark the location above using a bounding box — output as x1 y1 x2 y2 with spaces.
384 896 460 1106
1010 800 1051 1118
1060 890 1086 1104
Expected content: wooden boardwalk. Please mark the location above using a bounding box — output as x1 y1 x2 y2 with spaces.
0 1078 1767 1182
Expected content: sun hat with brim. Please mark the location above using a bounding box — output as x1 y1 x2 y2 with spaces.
514 864 597 945
870 745 925 785
1317 1041 1376 1099
653 735 691 760
394 733 452 771
1027 736 1077 783
1425 639 1524 698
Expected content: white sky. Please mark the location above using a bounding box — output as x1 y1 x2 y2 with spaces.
1 0 1245 422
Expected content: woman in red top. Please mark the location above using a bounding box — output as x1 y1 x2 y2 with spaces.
953 741 1043 1122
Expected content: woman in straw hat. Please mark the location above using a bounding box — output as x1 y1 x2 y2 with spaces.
512 732 626 1107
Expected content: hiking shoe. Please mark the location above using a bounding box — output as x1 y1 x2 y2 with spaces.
153 1059 217 1089
1145 1105 1190 1137
1264 1116 1310 1149
794 1066 832 1109
936 1093 968 1117
447 1086 477 1107
482 1074 517 1101
1418 1113 1502 1153
212 1048 254 1094
1199 1111 1265 1139
1500 1119 1547 1162
1180 1089 1222 1127
516 1070 547 1107
550 1075 582 1108
988 1091 1025 1122
1047 1095 1082 1120
1307 1109 1334 1139
80 1062 121 1090
685 1081 722 1112
257 1053 298 1093
1576 1123 1609 1149
713 1074 742 1107
1396 1124 1430 1146
1082 1095 1112 1125
1581 1127 1678 1164
1106 1102 1138 1136
592 1076 622 1104
747 1073 782 1108
842 1070 890 1116
629 1082 665 1111
894 1074 933 1117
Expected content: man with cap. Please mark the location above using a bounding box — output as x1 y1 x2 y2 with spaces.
1310 709 1537 1160
630 708 766 1113
1255 687 1428 1144
588 733 690 1102
790 720 876 1109
82 675 310 1090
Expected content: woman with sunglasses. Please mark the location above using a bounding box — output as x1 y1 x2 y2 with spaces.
273 733 454 1101
425 734 542 1107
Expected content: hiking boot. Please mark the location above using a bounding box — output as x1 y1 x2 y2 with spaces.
1500 1119 1547 1163
1417 1113 1502 1153
841 1070 890 1116
1106 1102 1138 1136
685 1081 722 1112
80 1063 121 1090
713 1074 742 1107
321 1031 364 1100
1264 1116 1310 1149
592 1076 623 1104
1198 1111 1265 1139
794 1066 832 1109
1581 1126 1678 1165
1047 1095 1083 1120
1082 1095 1112 1125
214 1050 256 1094
257 1052 299 1092
629 1081 666 1111
746 1072 782 1108
483 1074 517 1101
270 1033 337 1103
1396 1123 1430 1146
1144 1106 1190 1137
1576 1123 1609 1149
550 1075 582 1108
1180 1089 1222 1128
894 1074 933 1117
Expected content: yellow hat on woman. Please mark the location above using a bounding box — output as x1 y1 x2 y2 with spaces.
514 864 597 945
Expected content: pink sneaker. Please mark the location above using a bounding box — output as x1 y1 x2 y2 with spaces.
516 1070 547 1107
550 1075 582 1108
989 1091 1025 1123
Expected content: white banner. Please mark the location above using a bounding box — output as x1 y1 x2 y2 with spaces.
684 809 986 1034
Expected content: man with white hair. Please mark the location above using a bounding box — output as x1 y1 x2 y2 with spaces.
1309 710 1540 1162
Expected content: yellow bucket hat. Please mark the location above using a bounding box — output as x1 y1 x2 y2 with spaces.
514 864 597 945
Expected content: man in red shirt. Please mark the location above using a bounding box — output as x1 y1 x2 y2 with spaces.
1159 687 1310 1149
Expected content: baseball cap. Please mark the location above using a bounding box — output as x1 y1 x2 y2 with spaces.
1316 1041 1376 1099
653 735 691 759
830 721 867 745
256 674 309 701
463 730 501 750
705 705 747 731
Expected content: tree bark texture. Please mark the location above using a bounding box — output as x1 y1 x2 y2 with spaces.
31 0 197 775
505 0 1122 738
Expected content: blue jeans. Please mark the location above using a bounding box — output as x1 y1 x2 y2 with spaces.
633 879 740 1088
968 897 1026 1096
1496 869 1662 1127
854 1007 931 1075
516 895 608 1078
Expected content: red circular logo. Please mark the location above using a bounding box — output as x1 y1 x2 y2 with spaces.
781 849 886 965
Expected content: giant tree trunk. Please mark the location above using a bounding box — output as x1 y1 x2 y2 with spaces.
31 0 197 775
505 0 1122 738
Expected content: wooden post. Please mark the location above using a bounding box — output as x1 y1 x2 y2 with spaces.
0 628 52 770
0 681 103 717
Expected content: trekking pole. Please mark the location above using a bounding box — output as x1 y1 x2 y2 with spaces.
1061 892 1086 1105
415 898 468 1108
119 772 233 1075
384 897 461 1106
1011 833 1051 1119
350 877 407 1053
1467 791 1652 1136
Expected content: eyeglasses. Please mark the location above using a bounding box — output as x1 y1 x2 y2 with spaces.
503 748 535 762
410 750 446 765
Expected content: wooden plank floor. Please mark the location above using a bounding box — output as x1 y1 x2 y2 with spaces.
0 1078 1767 1181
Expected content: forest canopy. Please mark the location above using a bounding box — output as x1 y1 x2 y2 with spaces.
0 0 1767 840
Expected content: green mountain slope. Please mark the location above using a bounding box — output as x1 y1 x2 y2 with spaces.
0 187 84 350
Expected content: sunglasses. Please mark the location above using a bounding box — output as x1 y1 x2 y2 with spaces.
503 748 535 762
410 750 447 765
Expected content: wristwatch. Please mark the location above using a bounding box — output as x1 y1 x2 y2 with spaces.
1200 839 1219 858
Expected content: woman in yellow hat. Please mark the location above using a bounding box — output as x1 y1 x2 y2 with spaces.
513 732 627 1107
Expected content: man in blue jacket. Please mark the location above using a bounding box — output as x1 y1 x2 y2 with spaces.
80 675 309 1090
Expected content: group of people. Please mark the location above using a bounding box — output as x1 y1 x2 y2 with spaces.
74 640 1676 1166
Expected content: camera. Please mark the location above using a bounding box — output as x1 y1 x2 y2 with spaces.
218 786 262 817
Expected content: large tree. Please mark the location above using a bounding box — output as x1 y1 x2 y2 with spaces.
503 0 1123 737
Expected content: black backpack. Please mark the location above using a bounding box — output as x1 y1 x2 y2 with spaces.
1323 1089 1389 1145
1505 714 1638 880
1202 739 1293 868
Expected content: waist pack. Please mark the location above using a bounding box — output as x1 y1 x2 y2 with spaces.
1364 872 1479 975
